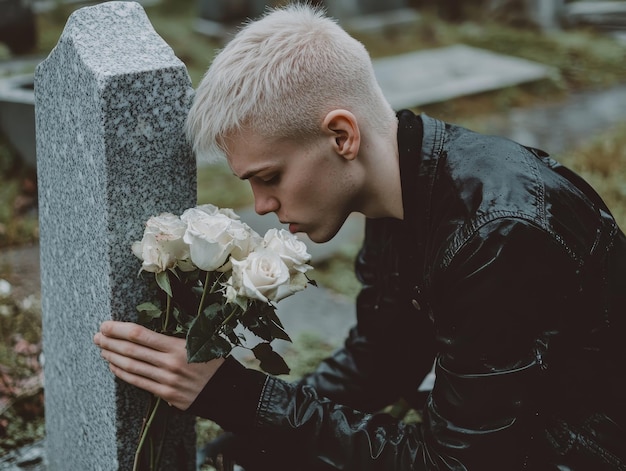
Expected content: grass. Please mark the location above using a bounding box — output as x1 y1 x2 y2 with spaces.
556 122 626 231
1 0 626 462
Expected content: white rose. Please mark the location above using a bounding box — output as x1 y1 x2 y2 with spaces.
263 228 312 274
276 271 309 300
218 207 241 220
194 204 240 221
225 283 238 304
181 207 261 272
131 212 193 273
230 249 290 303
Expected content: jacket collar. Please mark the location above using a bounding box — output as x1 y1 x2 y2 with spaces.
397 110 446 284
397 110 424 233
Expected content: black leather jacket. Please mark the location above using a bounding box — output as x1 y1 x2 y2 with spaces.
191 111 626 470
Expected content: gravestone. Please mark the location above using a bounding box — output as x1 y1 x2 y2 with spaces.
525 0 564 31
372 44 553 110
323 0 408 19
0 74 36 169
194 0 270 41
197 0 268 23
35 2 197 469
322 0 419 33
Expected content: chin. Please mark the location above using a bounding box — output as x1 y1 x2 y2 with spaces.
306 225 342 244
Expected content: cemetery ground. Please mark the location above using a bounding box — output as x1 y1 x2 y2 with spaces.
1 0 626 466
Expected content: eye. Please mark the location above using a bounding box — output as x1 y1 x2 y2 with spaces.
261 174 280 184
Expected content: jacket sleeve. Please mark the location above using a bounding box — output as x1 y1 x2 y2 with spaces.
198 217 582 470
419 217 579 468
298 217 436 412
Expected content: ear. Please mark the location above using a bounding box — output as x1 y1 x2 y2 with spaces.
321 109 360 161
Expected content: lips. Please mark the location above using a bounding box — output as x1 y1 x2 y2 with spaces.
279 218 301 234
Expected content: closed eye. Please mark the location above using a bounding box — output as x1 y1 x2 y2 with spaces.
260 174 280 184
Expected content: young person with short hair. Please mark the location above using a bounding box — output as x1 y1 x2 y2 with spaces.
95 5 626 469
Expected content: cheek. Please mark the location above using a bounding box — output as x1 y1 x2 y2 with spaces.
284 173 314 204
288 156 336 209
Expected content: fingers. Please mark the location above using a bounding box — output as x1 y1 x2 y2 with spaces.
93 320 227 410
103 345 224 410
106 359 174 401
95 328 191 407
94 333 168 371
99 346 174 385
98 321 174 353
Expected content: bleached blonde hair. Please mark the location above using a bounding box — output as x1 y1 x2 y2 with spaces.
185 3 396 163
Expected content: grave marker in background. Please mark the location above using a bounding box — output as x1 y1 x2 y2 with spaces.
35 2 196 469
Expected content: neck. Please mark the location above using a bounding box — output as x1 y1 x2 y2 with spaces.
357 119 403 220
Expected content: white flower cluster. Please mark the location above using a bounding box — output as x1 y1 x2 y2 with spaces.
132 204 313 304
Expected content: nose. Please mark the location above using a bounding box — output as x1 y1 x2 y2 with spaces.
252 186 280 216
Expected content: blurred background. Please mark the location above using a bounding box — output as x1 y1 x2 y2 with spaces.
0 0 625 468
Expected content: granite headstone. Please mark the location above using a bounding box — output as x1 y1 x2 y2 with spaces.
35 2 197 469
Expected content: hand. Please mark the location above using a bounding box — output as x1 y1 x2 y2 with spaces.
93 321 225 410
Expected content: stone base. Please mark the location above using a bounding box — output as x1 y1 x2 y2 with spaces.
372 44 554 110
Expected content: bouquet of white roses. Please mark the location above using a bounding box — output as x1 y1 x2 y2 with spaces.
130 203 314 470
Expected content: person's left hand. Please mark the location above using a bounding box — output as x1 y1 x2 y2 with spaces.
93 321 225 410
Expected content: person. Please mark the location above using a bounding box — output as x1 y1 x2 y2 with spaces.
93 4 626 470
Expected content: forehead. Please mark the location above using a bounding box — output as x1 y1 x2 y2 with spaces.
223 130 281 177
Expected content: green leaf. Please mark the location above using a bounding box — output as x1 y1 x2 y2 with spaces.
202 303 222 322
269 320 292 342
223 325 242 347
231 295 249 312
241 315 272 341
244 311 291 342
191 286 205 296
187 332 232 363
252 343 290 375
186 304 231 363
155 271 173 297
136 302 162 319
256 302 285 329
136 302 162 326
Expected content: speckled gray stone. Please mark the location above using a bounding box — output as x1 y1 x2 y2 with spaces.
34 2 196 470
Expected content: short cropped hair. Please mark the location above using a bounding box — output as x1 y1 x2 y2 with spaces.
186 3 396 163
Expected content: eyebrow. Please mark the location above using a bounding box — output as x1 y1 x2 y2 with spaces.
238 165 271 180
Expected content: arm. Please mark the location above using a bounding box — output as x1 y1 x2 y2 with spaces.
191 218 577 470
97 218 575 470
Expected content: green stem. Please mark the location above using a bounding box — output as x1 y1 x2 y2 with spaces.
150 438 155 469
133 397 162 471
196 271 211 317
162 293 172 333
210 272 224 293
221 304 238 327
